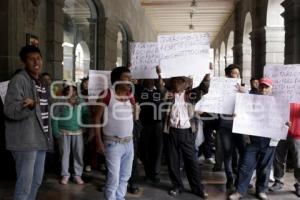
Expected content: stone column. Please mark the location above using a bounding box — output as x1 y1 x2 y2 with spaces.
265 26 285 64
103 19 118 70
233 43 243 68
97 17 108 70
46 0 64 80
282 0 300 64
88 18 97 70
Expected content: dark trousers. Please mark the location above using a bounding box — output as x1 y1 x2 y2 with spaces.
202 120 215 159
237 139 275 194
164 128 204 193
140 123 163 178
129 121 143 186
219 126 245 181
214 130 224 169
83 131 93 168
273 137 300 185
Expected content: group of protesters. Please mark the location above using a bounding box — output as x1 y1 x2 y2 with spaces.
2 44 300 200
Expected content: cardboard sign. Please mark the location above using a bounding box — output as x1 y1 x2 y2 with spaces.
195 77 241 114
158 33 210 79
88 70 111 101
130 42 160 79
0 81 9 103
233 93 289 140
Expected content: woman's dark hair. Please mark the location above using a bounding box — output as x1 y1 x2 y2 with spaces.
41 72 51 77
19 45 42 63
80 77 89 96
110 66 131 84
225 64 240 76
62 86 77 96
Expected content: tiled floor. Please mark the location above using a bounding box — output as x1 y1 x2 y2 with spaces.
0 161 299 200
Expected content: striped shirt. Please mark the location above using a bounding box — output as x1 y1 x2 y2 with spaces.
34 79 49 134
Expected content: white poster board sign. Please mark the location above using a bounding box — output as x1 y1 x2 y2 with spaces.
158 32 210 79
233 93 289 140
195 77 241 114
88 70 111 102
264 64 300 104
130 42 160 79
0 81 9 103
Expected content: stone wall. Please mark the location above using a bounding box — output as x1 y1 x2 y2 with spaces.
0 0 157 81
212 0 285 81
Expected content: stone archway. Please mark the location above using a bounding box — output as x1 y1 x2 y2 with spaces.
242 12 252 84
63 0 99 80
214 48 220 76
116 22 133 67
75 41 90 82
227 31 234 65
220 42 226 77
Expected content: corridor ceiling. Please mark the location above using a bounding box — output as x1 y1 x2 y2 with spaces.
140 0 234 42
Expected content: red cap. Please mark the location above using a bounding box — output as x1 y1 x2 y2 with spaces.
259 78 273 87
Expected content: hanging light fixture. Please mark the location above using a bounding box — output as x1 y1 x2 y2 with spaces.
190 0 198 12
189 12 194 30
190 0 197 8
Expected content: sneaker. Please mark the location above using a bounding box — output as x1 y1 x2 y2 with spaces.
192 190 208 199
205 158 216 165
85 165 92 172
228 192 242 200
128 184 140 194
60 176 69 185
269 181 283 192
294 183 300 197
169 188 182 197
257 192 268 200
74 176 84 185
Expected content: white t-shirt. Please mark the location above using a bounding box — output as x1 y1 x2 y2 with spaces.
103 89 133 138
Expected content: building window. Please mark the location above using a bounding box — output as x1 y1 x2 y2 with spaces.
116 31 123 67
63 0 97 82
116 25 129 67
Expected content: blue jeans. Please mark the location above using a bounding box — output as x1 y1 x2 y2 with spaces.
104 140 134 200
219 126 245 181
11 151 46 200
237 137 275 195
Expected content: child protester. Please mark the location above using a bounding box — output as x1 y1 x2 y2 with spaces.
52 82 89 185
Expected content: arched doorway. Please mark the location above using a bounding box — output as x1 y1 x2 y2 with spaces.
63 0 97 81
242 12 252 84
227 31 234 65
220 42 226 76
75 42 90 82
116 31 124 67
116 23 131 67
214 48 220 76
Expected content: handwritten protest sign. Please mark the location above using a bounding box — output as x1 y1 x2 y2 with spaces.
264 64 300 104
88 70 111 102
233 93 289 140
0 81 9 103
195 77 241 114
130 42 160 79
158 33 210 79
